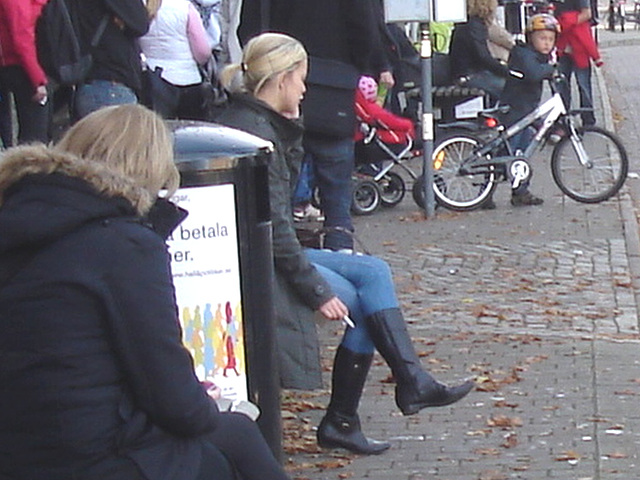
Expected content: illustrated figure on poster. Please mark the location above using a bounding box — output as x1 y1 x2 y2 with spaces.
203 303 216 377
223 300 239 376
214 302 226 372
234 301 244 373
182 305 193 346
191 305 204 372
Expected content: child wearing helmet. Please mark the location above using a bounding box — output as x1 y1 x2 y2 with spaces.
496 13 560 208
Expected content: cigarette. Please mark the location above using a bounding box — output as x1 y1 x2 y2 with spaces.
342 315 355 328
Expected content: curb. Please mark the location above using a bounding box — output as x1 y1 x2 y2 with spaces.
596 62 640 331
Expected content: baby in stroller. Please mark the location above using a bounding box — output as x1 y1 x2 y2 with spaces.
352 76 419 214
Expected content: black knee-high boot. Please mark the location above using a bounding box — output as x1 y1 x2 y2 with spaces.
367 308 475 415
316 345 391 455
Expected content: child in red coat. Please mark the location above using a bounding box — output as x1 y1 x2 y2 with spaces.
354 75 415 144
556 11 603 70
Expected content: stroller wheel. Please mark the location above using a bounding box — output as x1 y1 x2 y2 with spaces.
379 171 406 207
351 178 381 215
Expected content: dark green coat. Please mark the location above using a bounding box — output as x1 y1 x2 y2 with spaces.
216 94 334 389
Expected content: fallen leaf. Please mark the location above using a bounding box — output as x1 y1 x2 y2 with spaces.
487 415 523 428
494 400 519 408
555 450 582 461
501 432 518 448
474 447 501 456
605 452 628 459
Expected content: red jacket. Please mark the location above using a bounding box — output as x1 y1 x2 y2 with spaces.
0 0 48 90
354 90 415 144
557 11 602 69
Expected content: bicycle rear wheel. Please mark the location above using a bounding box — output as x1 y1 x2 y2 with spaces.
551 126 628 203
430 133 497 211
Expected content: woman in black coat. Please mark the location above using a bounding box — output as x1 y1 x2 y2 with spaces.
0 104 292 480
449 0 509 103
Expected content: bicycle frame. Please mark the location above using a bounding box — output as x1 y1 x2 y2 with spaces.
360 128 420 181
504 92 565 158
457 82 573 179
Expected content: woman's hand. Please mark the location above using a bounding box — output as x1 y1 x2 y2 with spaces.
379 70 395 89
32 85 47 105
318 296 349 321
201 380 222 399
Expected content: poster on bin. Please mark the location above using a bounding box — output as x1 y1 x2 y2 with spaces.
166 183 247 402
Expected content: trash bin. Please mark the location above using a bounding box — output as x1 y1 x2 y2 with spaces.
166 120 282 459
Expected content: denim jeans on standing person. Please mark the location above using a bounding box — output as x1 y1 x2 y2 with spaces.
304 134 355 250
292 153 315 206
74 80 138 120
558 56 596 126
306 248 399 354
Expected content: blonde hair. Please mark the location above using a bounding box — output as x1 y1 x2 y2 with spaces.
55 104 179 209
467 0 498 22
145 0 163 20
220 32 307 96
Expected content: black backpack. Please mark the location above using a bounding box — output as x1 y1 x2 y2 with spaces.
36 0 109 86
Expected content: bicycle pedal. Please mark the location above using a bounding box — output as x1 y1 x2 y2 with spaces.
509 159 531 190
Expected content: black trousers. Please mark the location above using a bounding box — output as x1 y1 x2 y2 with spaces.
0 65 50 144
143 69 205 120
199 413 290 480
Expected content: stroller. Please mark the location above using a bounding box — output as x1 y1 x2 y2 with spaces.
350 79 422 215
352 124 422 214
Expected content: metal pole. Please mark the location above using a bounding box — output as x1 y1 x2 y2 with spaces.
420 23 436 218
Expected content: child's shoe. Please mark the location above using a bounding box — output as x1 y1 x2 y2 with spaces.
511 191 543 207
293 203 325 222
548 127 565 145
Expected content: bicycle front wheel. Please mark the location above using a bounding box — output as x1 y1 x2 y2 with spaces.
431 133 497 211
551 126 628 203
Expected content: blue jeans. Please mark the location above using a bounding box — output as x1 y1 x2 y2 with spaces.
304 134 355 250
74 80 138 119
292 154 315 206
558 56 595 126
306 249 399 354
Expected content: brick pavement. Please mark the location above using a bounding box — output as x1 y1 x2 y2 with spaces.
283 30 640 480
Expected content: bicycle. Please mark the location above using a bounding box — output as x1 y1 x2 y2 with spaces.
425 74 628 211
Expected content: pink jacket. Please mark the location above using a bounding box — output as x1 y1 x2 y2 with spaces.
0 0 48 90
354 90 415 144
557 11 603 69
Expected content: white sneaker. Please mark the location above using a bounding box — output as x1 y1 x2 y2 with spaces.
293 203 325 222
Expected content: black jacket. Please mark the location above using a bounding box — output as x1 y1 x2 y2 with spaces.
499 42 555 125
0 147 220 480
216 94 334 389
75 0 150 92
240 0 376 73
449 16 509 79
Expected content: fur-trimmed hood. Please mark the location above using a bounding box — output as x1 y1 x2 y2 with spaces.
0 145 154 214
0 145 153 255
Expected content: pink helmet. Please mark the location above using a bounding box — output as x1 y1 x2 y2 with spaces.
358 76 378 103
